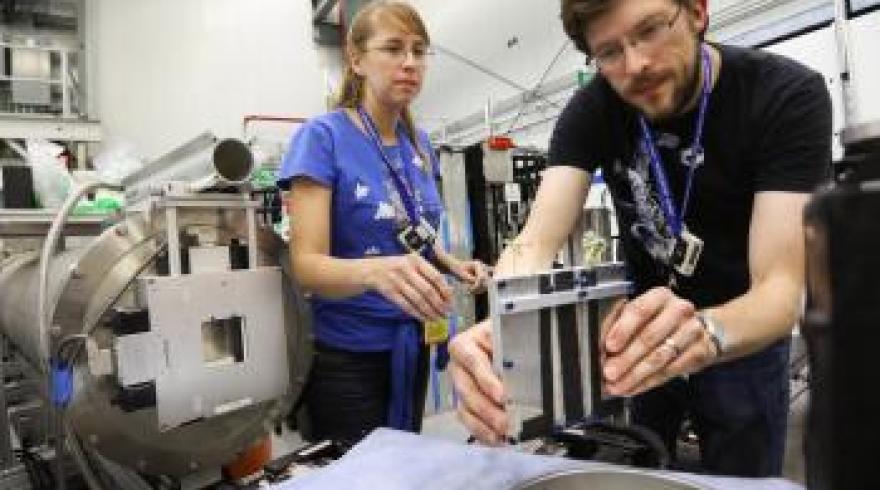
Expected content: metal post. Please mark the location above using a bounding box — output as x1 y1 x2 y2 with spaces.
246 206 258 270
165 206 181 276
0 338 12 469
833 0 858 126
61 51 70 118
484 96 493 139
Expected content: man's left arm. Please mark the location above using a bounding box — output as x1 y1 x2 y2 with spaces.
702 191 809 361
601 192 809 396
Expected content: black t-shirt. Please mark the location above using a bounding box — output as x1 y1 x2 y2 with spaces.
549 44 832 308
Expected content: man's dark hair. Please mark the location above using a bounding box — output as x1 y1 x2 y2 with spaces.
560 0 696 55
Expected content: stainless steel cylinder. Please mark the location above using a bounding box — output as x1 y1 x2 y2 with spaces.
0 248 85 368
516 469 703 490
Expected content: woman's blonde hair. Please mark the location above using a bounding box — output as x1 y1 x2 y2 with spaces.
335 1 431 166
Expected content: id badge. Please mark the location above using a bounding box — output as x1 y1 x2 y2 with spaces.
423 318 449 345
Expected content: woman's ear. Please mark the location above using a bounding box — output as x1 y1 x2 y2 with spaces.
348 47 365 77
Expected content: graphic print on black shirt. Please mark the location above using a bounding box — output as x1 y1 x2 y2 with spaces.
548 43 832 307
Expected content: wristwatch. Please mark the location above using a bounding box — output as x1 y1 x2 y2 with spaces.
696 312 728 357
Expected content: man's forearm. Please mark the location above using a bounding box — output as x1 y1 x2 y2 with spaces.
703 273 803 362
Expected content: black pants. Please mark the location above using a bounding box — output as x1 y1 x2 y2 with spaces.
302 341 430 444
632 339 791 477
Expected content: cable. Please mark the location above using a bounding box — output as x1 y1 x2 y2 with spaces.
433 44 563 111
504 40 571 136
36 180 122 490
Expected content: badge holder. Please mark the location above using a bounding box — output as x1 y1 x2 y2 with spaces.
669 228 703 277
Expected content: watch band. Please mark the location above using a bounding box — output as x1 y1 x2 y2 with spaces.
696 312 727 356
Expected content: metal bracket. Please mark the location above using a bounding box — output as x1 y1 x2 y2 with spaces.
489 263 632 441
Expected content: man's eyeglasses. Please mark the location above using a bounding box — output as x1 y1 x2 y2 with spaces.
588 4 683 71
368 43 434 64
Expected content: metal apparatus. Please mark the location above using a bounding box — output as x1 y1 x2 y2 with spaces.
122 132 255 204
488 262 668 469
0 133 311 485
490 263 631 441
803 119 880 490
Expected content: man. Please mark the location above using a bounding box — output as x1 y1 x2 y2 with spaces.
448 0 831 477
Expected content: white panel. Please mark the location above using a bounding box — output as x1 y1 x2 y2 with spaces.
763 26 846 158
849 10 880 125
91 0 334 160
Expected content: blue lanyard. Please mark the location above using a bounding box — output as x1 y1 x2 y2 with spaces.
357 106 422 227
637 44 712 237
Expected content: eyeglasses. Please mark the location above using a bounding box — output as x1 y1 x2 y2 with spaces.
368 43 434 65
588 4 683 71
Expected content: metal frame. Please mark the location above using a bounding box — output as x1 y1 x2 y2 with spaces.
153 193 261 276
489 263 631 441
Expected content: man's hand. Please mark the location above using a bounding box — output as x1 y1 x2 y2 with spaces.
448 320 508 444
602 287 719 396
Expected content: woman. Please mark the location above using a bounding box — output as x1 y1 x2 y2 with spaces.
278 1 488 443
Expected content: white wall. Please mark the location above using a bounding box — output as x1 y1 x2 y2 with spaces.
88 0 339 160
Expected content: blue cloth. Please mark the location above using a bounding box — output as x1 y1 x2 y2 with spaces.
275 429 804 490
278 109 444 430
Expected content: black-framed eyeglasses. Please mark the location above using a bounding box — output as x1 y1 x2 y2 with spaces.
588 3 684 70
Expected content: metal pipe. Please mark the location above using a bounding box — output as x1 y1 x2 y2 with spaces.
122 133 254 203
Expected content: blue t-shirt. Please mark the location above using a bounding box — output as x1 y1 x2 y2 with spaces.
278 109 444 352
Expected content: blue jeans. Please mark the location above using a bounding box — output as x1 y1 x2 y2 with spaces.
632 339 791 477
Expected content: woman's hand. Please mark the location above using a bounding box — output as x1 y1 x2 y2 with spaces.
449 259 492 294
363 253 453 322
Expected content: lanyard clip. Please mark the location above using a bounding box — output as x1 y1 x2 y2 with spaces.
680 146 705 169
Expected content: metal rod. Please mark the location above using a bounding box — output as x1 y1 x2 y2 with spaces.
246 206 258 270
433 44 563 111
833 0 858 126
166 207 181 276
0 338 12 469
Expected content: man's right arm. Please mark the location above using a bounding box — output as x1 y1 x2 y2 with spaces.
449 165 591 444
492 166 592 277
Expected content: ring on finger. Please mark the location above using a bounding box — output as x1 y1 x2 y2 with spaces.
663 337 682 358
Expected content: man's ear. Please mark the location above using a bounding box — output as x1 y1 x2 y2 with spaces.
689 0 709 35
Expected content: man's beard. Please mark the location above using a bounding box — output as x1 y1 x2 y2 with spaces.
657 44 704 122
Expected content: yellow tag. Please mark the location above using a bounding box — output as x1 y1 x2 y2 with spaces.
423 318 449 345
